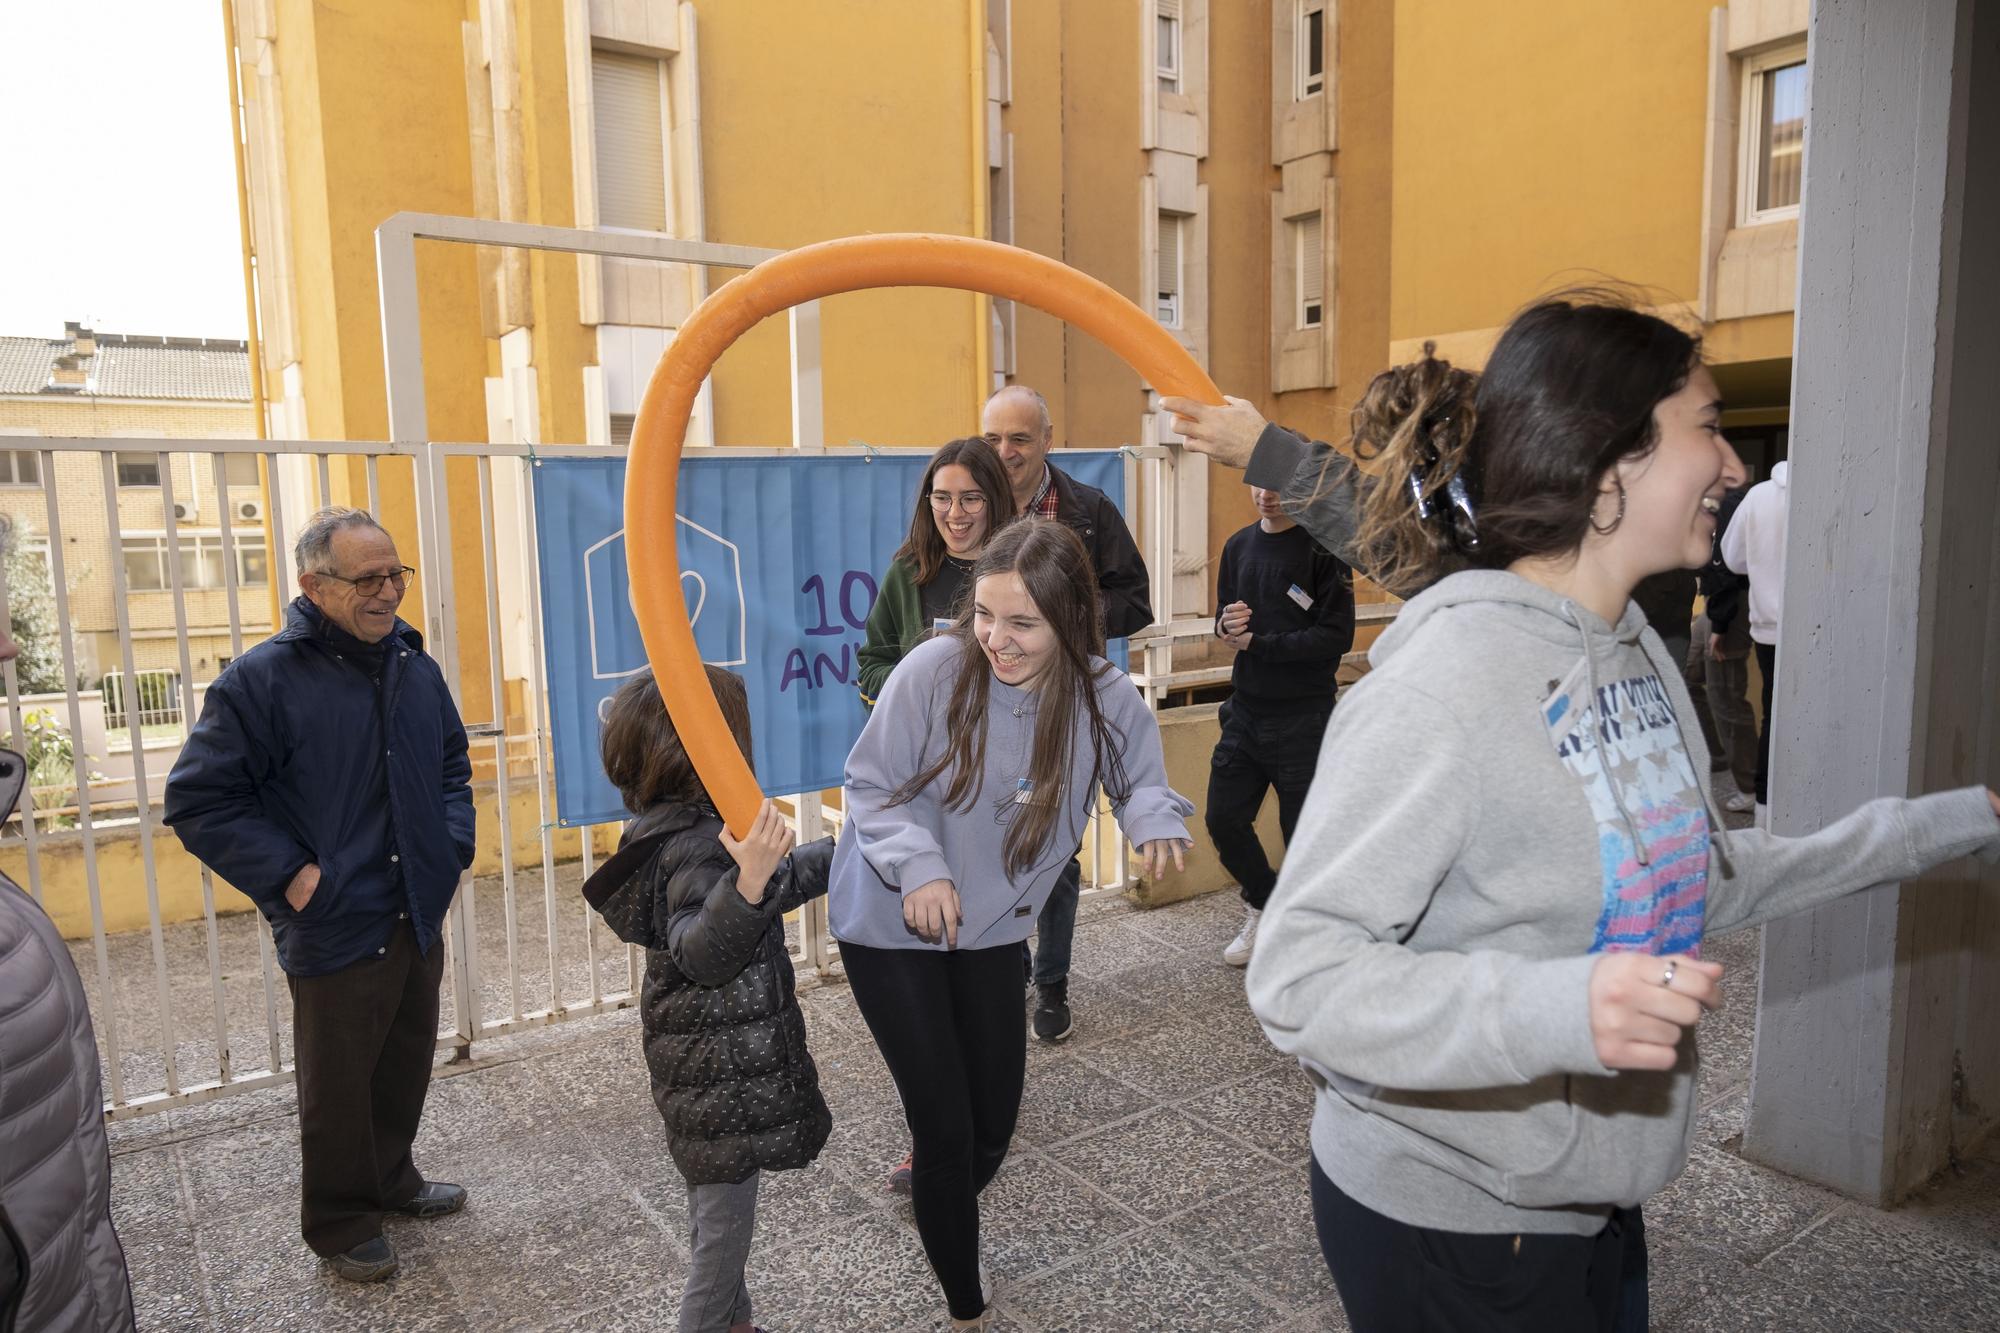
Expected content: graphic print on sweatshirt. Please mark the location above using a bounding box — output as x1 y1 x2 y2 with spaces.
1542 657 1710 955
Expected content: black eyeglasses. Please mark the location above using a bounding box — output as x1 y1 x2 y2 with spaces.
314 566 415 597
928 491 988 514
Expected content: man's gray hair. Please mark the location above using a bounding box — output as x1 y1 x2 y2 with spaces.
985 384 1052 439
295 507 389 575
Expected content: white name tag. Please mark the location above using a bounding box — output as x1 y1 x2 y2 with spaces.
934 618 954 632
1287 583 1314 611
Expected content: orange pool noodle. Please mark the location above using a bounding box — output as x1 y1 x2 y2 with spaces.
624 233 1222 835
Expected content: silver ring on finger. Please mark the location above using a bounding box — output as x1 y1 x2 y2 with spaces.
1661 958 1678 988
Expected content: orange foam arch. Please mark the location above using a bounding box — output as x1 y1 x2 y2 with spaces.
625 233 1222 834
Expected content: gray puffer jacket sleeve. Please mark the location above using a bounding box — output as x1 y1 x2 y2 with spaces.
0 876 137 1332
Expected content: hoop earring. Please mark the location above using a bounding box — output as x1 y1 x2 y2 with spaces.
1590 477 1626 536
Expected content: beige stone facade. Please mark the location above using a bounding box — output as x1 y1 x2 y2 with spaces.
0 329 267 686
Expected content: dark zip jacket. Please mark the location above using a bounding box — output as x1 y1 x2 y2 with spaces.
164 598 476 977
1048 464 1155 640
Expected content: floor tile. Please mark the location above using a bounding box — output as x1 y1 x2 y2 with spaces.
1646 1143 1844 1262
1049 1107 1278 1224
1007 1233 1287 1333
1013 1052 1157 1149
1179 1062 1316 1164
1755 1207 2000 1330
1072 1016 1277 1103
973 1152 1145 1282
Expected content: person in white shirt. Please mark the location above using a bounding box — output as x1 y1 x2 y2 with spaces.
1719 459 1790 825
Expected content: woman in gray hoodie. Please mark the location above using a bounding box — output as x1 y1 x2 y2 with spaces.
1241 296 2000 1332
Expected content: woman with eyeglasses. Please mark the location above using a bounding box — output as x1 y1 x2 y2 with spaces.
1210 294 2000 1331
857 437 1018 709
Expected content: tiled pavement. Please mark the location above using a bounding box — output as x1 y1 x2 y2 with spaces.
99 886 2000 1331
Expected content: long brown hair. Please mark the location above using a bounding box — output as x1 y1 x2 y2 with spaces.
887 518 1131 879
895 437 1017 586
599 665 754 814
1353 290 1701 595
1349 342 1481 596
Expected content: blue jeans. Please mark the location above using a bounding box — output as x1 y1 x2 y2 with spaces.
1026 856 1081 987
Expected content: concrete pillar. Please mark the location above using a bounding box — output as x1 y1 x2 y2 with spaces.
1744 0 2000 1203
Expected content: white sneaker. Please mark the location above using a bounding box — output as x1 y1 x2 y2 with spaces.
1754 802 1770 830
1724 791 1756 814
1223 907 1261 968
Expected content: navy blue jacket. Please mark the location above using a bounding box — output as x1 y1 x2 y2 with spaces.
164 598 475 977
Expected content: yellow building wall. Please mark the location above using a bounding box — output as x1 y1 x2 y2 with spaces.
260 0 497 722
1390 0 1719 351
693 0 989 448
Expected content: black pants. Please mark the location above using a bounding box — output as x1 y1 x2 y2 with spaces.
1205 698 1330 909
842 941 1026 1320
287 920 444 1256
1754 641 1777 806
1310 1160 1647 1333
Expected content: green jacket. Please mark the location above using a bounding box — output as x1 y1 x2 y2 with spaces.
857 558 925 707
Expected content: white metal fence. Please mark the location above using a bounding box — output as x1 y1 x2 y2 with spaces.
0 436 1184 1119
0 214 1345 1119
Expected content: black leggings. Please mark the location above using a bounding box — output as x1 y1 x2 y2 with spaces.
842 941 1027 1320
1310 1159 1647 1332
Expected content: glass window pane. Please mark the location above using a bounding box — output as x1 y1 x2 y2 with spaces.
122 542 164 591
223 453 260 487
18 450 38 485
179 539 225 589
1759 61 1807 212
115 452 161 487
236 537 269 587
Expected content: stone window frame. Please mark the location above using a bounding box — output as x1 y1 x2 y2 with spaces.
562 0 706 330
1737 41 1808 227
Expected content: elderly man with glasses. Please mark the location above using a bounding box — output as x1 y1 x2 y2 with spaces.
166 507 476 1283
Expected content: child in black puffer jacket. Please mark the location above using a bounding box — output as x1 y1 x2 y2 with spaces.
583 666 832 1333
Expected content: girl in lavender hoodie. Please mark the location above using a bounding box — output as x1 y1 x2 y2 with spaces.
828 518 1194 1330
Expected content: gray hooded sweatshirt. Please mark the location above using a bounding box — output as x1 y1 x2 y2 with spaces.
1246 570 2000 1237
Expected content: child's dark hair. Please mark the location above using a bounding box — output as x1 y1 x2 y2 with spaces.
600 665 753 814
1355 289 1702 595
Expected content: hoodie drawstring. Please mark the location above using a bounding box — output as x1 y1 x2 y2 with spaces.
1569 610 1653 868
1632 628 1738 878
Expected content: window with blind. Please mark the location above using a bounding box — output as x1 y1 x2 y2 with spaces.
1295 213 1323 329
609 414 636 449
1742 47 1806 223
1296 0 1325 99
1156 213 1183 328
1156 0 1181 95
593 50 668 232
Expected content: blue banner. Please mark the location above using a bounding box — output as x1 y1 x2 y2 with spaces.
531 450 1132 826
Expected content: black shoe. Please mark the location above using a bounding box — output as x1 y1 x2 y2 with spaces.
328 1235 399 1283
1033 981 1073 1043
394 1180 467 1219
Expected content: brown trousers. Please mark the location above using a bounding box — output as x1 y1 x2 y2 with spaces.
287 920 443 1256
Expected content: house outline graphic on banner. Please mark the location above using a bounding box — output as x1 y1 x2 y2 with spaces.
582 515 748 679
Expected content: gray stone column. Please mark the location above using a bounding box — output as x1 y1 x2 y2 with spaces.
1743 0 2000 1203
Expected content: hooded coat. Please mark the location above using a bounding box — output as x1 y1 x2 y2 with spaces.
583 804 834 1186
